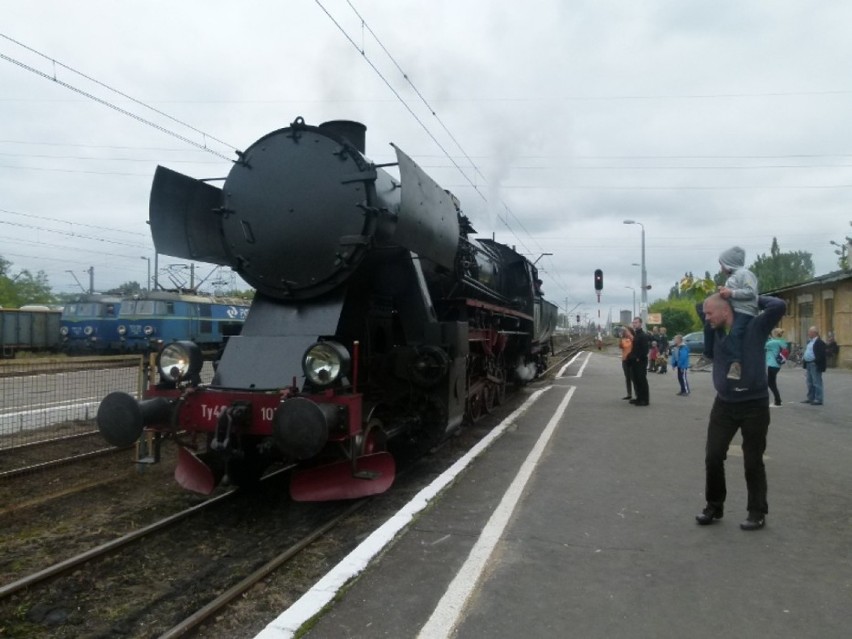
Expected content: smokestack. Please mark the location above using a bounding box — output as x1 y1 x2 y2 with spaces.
319 120 367 154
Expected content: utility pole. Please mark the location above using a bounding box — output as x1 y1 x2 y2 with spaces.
86 266 94 294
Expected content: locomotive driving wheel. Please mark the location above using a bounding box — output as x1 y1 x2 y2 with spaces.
467 391 484 422
483 383 496 414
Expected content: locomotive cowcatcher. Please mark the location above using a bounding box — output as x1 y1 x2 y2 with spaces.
97 117 558 501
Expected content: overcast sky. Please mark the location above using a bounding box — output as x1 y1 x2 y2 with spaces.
2 1 850 321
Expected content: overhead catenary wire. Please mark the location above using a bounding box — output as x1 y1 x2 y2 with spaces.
0 43 235 162
0 207 148 237
341 1 550 261
313 2 485 200
318 0 564 287
0 33 237 157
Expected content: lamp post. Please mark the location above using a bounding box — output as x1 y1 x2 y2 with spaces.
140 256 151 292
532 252 553 265
624 286 636 318
623 220 647 323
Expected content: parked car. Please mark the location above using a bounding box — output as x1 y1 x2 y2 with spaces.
682 331 704 353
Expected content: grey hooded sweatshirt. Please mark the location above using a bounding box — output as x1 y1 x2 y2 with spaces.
719 246 759 317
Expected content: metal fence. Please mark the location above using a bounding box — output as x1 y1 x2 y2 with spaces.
0 356 215 450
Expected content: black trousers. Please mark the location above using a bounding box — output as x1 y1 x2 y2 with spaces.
705 397 770 514
631 359 649 403
622 360 633 397
767 366 781 404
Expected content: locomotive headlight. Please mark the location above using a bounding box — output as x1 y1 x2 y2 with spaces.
60 326 69 336
84 325 94 336
302 341 350 387
117 325 127 335
157 341 202 382
143 325 155 336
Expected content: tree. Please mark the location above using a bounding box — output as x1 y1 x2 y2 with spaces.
105 281 143 296
0 256 54 307
672 239 816 302
831 221 851 270
649 298 703 336
750 238 814 290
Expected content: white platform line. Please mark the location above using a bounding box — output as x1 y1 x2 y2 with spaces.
557 350 592 378
573 351 592 377
416 385 575 639
254 386 553 639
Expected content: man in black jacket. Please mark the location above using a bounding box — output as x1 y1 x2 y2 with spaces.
694 294 786 531
628 316 650 406
802 326 826 405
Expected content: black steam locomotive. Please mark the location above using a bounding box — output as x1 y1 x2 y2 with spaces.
98 117 558 501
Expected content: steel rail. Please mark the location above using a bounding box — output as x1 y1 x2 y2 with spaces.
158 499 368 639
0 486 238 600
0 464 295 600
0 445 129 480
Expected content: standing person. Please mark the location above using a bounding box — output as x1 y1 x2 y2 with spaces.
694 247 759 380
694 293 785 531
825 332 839 368
648 341 659 372
657 327 670 366
670 334 690 396
657 326 668 353
765 327 788 407
619 326 635 401
801 326 826 405
628 316 650 406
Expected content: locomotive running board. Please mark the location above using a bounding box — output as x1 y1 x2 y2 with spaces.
175 446 219 495
290 452 396 502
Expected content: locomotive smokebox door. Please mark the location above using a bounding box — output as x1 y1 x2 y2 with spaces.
221 126 379 300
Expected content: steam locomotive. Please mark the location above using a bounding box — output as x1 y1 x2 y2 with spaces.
97 117 558 501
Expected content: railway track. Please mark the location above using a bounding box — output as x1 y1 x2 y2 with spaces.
160 499 367 639
0 338 596 636
0 466 351 638
544 336 595 376
0 485 239 601
0 442 128 480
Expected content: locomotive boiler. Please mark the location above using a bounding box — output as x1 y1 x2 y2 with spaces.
97 117 558 501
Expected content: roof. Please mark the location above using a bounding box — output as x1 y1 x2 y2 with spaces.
763 269 852 295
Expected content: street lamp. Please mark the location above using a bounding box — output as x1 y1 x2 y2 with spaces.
624 286 636 318
532 252 553 265
140 256 151 292
623 220 647 323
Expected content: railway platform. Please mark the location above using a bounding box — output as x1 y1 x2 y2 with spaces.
257 349 851 639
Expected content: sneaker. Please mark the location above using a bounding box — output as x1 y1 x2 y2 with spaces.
739 512 765 531
693 355 712 370
726 362 741 380
696 504 723 525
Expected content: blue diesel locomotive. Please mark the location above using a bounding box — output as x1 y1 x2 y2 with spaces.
59 294 122 353
116 290 249 352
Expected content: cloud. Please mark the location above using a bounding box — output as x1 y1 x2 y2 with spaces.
0 0 848 313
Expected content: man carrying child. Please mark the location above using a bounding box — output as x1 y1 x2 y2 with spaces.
695 246 758 380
